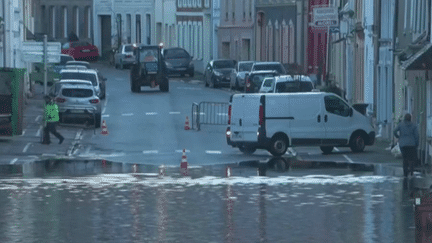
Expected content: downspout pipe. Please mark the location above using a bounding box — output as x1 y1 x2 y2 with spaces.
2 0 6 67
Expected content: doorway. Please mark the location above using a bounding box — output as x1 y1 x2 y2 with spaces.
100 15 112 60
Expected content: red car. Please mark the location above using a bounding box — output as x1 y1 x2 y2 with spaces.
61 41 99 62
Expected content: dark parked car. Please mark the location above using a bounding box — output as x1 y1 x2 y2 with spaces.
163 47 194 77
204 59 237 88
251 62 286 75
244 70 279 93
61 41 99 62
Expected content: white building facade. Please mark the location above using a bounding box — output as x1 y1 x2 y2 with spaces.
93 0 155 58
155 0 177 48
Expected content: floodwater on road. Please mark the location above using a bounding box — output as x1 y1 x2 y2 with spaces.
0 159 417 243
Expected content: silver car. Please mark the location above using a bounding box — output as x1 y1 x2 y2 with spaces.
59 69 101 98
49 79 94 98
54 84 102 128
230 61 254 90
114 44 135 69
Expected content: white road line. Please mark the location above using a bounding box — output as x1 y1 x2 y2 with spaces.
334 148 354 163
20 129 26 136
122 113 134 116
84 146 91 155
102 107 106 114
22 143 31 153
217 113 228 116
175 149 190 153
36 126 42 137
42 153 56 157
74 130 83 140
169 111 181 114
10 158 18 164
143 150 159 154
104 96 108 107
102 114 110 117
343 154 354 163
205 150 222 154
146 112 157 115
35 115 41 122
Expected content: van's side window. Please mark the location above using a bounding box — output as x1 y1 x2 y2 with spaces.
324 96 350 117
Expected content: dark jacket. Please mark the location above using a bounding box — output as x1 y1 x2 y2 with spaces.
393 121 419 147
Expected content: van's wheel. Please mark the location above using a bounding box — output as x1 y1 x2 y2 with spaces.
350 134 366 152
320 146 334 154
188 70 194 77
269 135 288 156
159 81 169 92
239 146 256 155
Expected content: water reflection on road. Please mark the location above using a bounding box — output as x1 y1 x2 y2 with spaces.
0 160 416 243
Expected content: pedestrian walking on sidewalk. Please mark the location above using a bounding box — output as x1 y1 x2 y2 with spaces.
42 95 64 145
393 113 419 177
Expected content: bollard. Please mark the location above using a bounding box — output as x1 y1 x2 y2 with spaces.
226 166 232 178
158 165 165 179
132 164 138 173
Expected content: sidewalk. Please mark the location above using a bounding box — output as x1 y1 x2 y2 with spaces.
0 84 78 164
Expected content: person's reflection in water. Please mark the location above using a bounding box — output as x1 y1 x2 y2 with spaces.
258 183 267 243
268 157 290 172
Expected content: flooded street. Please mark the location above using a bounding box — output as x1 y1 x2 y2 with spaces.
0 160 416 243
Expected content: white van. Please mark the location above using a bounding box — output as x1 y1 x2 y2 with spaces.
226 92 376 156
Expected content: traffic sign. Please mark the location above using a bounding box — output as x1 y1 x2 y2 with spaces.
313 7 339 27
21 52 60 63
22 42 61 53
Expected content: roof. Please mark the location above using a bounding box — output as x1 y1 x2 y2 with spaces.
59 84 95 89
248 70 279 75
253 62 283 65
401 43 432 70
59 79 92 84
60 69 97 74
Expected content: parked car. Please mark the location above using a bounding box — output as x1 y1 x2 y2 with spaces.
114 44 135 69
204 59 237 88
61 41 99 62
230 61 254 91
226 92 375 156
267 75 315 93
244 70 279 93
59 69 105 99
251 62 286 75
30 54 75 86
54 84 102 128
163 47 194 77
66 61 91 69
49 79 94 98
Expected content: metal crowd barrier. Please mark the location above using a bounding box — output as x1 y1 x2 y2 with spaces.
191 101 229 131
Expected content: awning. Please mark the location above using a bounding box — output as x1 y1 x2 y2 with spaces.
401 43 432 70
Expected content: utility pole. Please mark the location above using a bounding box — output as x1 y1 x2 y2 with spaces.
2 0 6 67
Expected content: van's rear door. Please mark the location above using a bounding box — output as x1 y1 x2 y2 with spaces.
230 94 261 142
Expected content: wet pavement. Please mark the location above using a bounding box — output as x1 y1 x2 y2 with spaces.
0 158 418 243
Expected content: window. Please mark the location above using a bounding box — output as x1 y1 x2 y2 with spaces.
198 0 202 7
63 6 68 38
62 88 93 98
205 0 210 8
51 6 56 38
178 0 183 8
198 23 202 59
136 15 141 43
146 14 151 45
325 96 351 117
86 7 91 38
243 0 246 19
126 14 131 43
73 7 79 37
225 0 229 19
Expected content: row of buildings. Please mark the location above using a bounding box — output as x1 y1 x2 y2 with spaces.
1 0 432 164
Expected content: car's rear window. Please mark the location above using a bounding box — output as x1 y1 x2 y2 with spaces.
71 42 91 48
124 45 134 52
239 62 254 72
164 49 189 58
62 88 93 98
60 73 97 86
214 60 235 69
251 74 276 85
253 64 285 74
275 81 314 93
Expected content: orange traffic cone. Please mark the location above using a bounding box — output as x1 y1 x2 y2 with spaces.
184 116 190 130
180 149 188 176
101 120 109 135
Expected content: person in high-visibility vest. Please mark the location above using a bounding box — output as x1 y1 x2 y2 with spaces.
42 95 64 145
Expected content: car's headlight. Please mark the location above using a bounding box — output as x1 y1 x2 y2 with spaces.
165 62 173 68
214 71 222 76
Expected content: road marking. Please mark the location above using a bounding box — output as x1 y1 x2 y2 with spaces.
143 150 159 154
22 143 31 153
42 153 56 157
75 130 83 140
84 146 91 155
36 126 42 137
146 112 157 115
122 113 134 116
205 150 222 154
177 87 202 90
175 149 190 153
104 96 108 107
169 111 181 114
334 148 354 163
10 158 18 164
217 113 228 116
115 78 124 81
102 107 106 114
35 115 42 122
21 129 26 136
102 114 110 118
